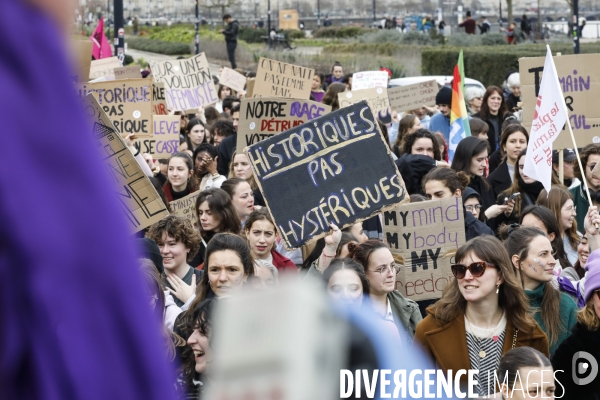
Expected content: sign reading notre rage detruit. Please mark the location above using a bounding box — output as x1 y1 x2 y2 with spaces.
236 98 331 152
83 94 169 233
78 79 153 137
246 100 408 250
387 80 438 112
383 197 465 301
520 54 600 149
253 57 314 99
149 53 218 111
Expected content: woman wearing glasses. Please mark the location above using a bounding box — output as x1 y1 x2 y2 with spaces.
414 236 548 397
462 187 485 223
349 240 422 339
537 186 581 267
552 249 600 399
503 225 578 355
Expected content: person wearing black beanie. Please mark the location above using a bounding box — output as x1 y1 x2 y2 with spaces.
428 86 452 145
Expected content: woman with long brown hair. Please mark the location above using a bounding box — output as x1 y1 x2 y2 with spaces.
391 114 422 158
487 124 529 198
414 235 548 397
321 82 346 111
537 186 581 266
502 225 578 355
473 86 510 152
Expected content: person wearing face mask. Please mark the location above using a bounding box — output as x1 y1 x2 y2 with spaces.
496 347 557 400
221 178 256 227
569 143 600 232
193 144 226 191
552 249 600 399
422 167 494 240
243 208 297 273
350 240 422 340
452 137 515 228
322 258 370 307
427 87 452 144
414 236 549 398
473 86 510 152
503 225 578 355
147 215 203 309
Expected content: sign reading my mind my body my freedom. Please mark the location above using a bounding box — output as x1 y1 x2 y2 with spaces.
246 100 408 250
236 98 331 152
383 197 465 301
149 53 218 111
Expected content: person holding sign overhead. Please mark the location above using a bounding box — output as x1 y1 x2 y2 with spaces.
414 235 549 397
163 152 199 202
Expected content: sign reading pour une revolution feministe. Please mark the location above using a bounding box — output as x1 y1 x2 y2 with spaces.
245 100 409 250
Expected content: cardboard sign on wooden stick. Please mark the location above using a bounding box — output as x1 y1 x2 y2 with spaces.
152 82 168 115
82 94 169 233
220 67 247 93
383 197 466 301
246 100 408 250
253 57 314 99
520 54 600 149
148 53 218 111
78 78 154 138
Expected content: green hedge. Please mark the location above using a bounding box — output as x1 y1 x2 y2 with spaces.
422 43 600 87
127 37 191 55
313 26 373 38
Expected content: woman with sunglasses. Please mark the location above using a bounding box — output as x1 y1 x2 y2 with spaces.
537 186 581 267
503 225 578 355
552 249 600 399
414 236 548 397
349 240 422 340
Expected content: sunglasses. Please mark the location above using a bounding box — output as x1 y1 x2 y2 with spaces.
451 261 497 279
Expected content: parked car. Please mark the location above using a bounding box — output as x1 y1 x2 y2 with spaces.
389 76 486 91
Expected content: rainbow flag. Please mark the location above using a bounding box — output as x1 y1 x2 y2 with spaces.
448 50 471 161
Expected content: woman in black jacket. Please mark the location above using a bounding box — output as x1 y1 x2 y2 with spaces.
552 250 600 399
473 86 511 152
487 124 529 199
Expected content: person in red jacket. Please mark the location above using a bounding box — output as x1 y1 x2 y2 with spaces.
459 11 477 34
244 208 298 274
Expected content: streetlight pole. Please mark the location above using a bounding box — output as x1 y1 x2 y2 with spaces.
574 0 580 53
499 0 502 28
194 0 199 54
114 0 124 60
268 0 272 48
317 0 321 28
373 0 376 21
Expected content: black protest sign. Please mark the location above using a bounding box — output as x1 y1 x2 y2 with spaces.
245 100 409 249
83 94 169 233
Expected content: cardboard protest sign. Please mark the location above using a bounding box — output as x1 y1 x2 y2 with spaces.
383 197 465 301
351 71 389 90
78 79 153 138
219 67 247 93
70 40 93 83
246 79 256 98
89 56 121 80
114 65 142 80
338 87 391 124
82 94 169 233
148 53 218 111
152 82 168 115
387 80 438 112
253 57 314 99
236 98 331 152
169 192 200 229
520 54 600 149
246 100 408 250
133 115 180 157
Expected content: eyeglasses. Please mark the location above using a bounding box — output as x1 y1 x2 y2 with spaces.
465 205 482 212
564 205 577 215
451 261 496 279
371 264 400 276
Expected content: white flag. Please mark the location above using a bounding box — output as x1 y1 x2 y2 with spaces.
523 45 568 193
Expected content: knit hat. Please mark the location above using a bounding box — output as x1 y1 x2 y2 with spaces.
436 86 452 106
583 248 600 303
136 238 164 275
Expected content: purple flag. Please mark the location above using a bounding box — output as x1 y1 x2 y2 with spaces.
0 1 176 399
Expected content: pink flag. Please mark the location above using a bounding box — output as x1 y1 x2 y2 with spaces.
90 18 112 59
523 45 568 193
